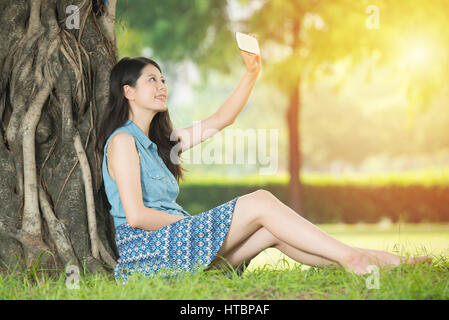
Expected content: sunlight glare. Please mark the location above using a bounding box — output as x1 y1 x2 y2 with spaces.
406 42 431 65
399 38 437 71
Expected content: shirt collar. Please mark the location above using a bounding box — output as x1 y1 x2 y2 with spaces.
125 120 157 150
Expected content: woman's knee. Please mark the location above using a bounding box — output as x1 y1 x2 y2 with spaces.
235 189 278 222
251 189 277 203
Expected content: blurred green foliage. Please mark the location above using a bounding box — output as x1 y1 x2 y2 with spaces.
115 0 239 80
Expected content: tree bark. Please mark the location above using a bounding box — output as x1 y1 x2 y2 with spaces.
0 0 118 274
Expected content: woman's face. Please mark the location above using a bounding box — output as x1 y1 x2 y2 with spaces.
124 64 168 113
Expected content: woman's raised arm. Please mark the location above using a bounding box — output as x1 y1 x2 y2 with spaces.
173 34 262 154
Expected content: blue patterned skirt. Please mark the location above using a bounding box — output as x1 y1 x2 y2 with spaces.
114 196 241 284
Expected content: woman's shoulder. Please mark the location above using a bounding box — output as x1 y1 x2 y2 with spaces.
106 131 139 157
105 131 141 175
109 131 135 148
104 124 135 152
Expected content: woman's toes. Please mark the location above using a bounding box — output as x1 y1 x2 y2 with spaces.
408 256 433 264
399 255 433 265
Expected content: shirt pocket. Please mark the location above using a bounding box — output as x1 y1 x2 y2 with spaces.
141 166 167 200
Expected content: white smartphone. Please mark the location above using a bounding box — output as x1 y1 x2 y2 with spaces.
235 32 260 55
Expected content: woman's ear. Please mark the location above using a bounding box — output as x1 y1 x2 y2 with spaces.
123 85 134 101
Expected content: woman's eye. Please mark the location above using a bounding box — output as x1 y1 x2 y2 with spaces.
149 77 166 84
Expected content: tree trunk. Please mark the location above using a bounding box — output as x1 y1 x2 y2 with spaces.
286 79 304 214
285 17 304 214
0 0 118 274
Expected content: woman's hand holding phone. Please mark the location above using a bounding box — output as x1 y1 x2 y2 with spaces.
238 33 261 75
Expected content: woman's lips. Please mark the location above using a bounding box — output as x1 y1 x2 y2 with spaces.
155 95 166 102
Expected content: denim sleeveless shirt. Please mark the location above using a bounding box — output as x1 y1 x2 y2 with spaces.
102 119 191 228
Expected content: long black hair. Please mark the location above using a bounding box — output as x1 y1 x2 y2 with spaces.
96 57 186 205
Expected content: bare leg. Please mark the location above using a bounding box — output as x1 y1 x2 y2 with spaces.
218 190 361 267
208 228 431 275
276 241 339 269
210 230 431 272
207 226 338 271
214 190 428 275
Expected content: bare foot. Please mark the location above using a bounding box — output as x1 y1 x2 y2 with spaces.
355 247 433 270
370 250 433 267
341 252 386 275
401 255 433 265
342 251 433 275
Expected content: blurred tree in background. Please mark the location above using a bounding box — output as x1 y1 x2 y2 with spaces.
239 0 449 212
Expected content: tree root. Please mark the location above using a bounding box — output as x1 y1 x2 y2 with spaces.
74 131 116 266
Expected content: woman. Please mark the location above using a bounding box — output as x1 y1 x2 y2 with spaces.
97 34 431 284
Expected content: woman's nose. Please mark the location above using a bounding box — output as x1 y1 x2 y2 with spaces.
158 80 166 90
159 85 167 94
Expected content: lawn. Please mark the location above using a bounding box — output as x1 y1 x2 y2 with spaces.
1 223 447 300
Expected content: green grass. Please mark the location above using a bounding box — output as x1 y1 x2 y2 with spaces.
1 223 448 300
1 255 447 300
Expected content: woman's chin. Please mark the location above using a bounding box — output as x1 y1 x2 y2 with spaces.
149 103 167 112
